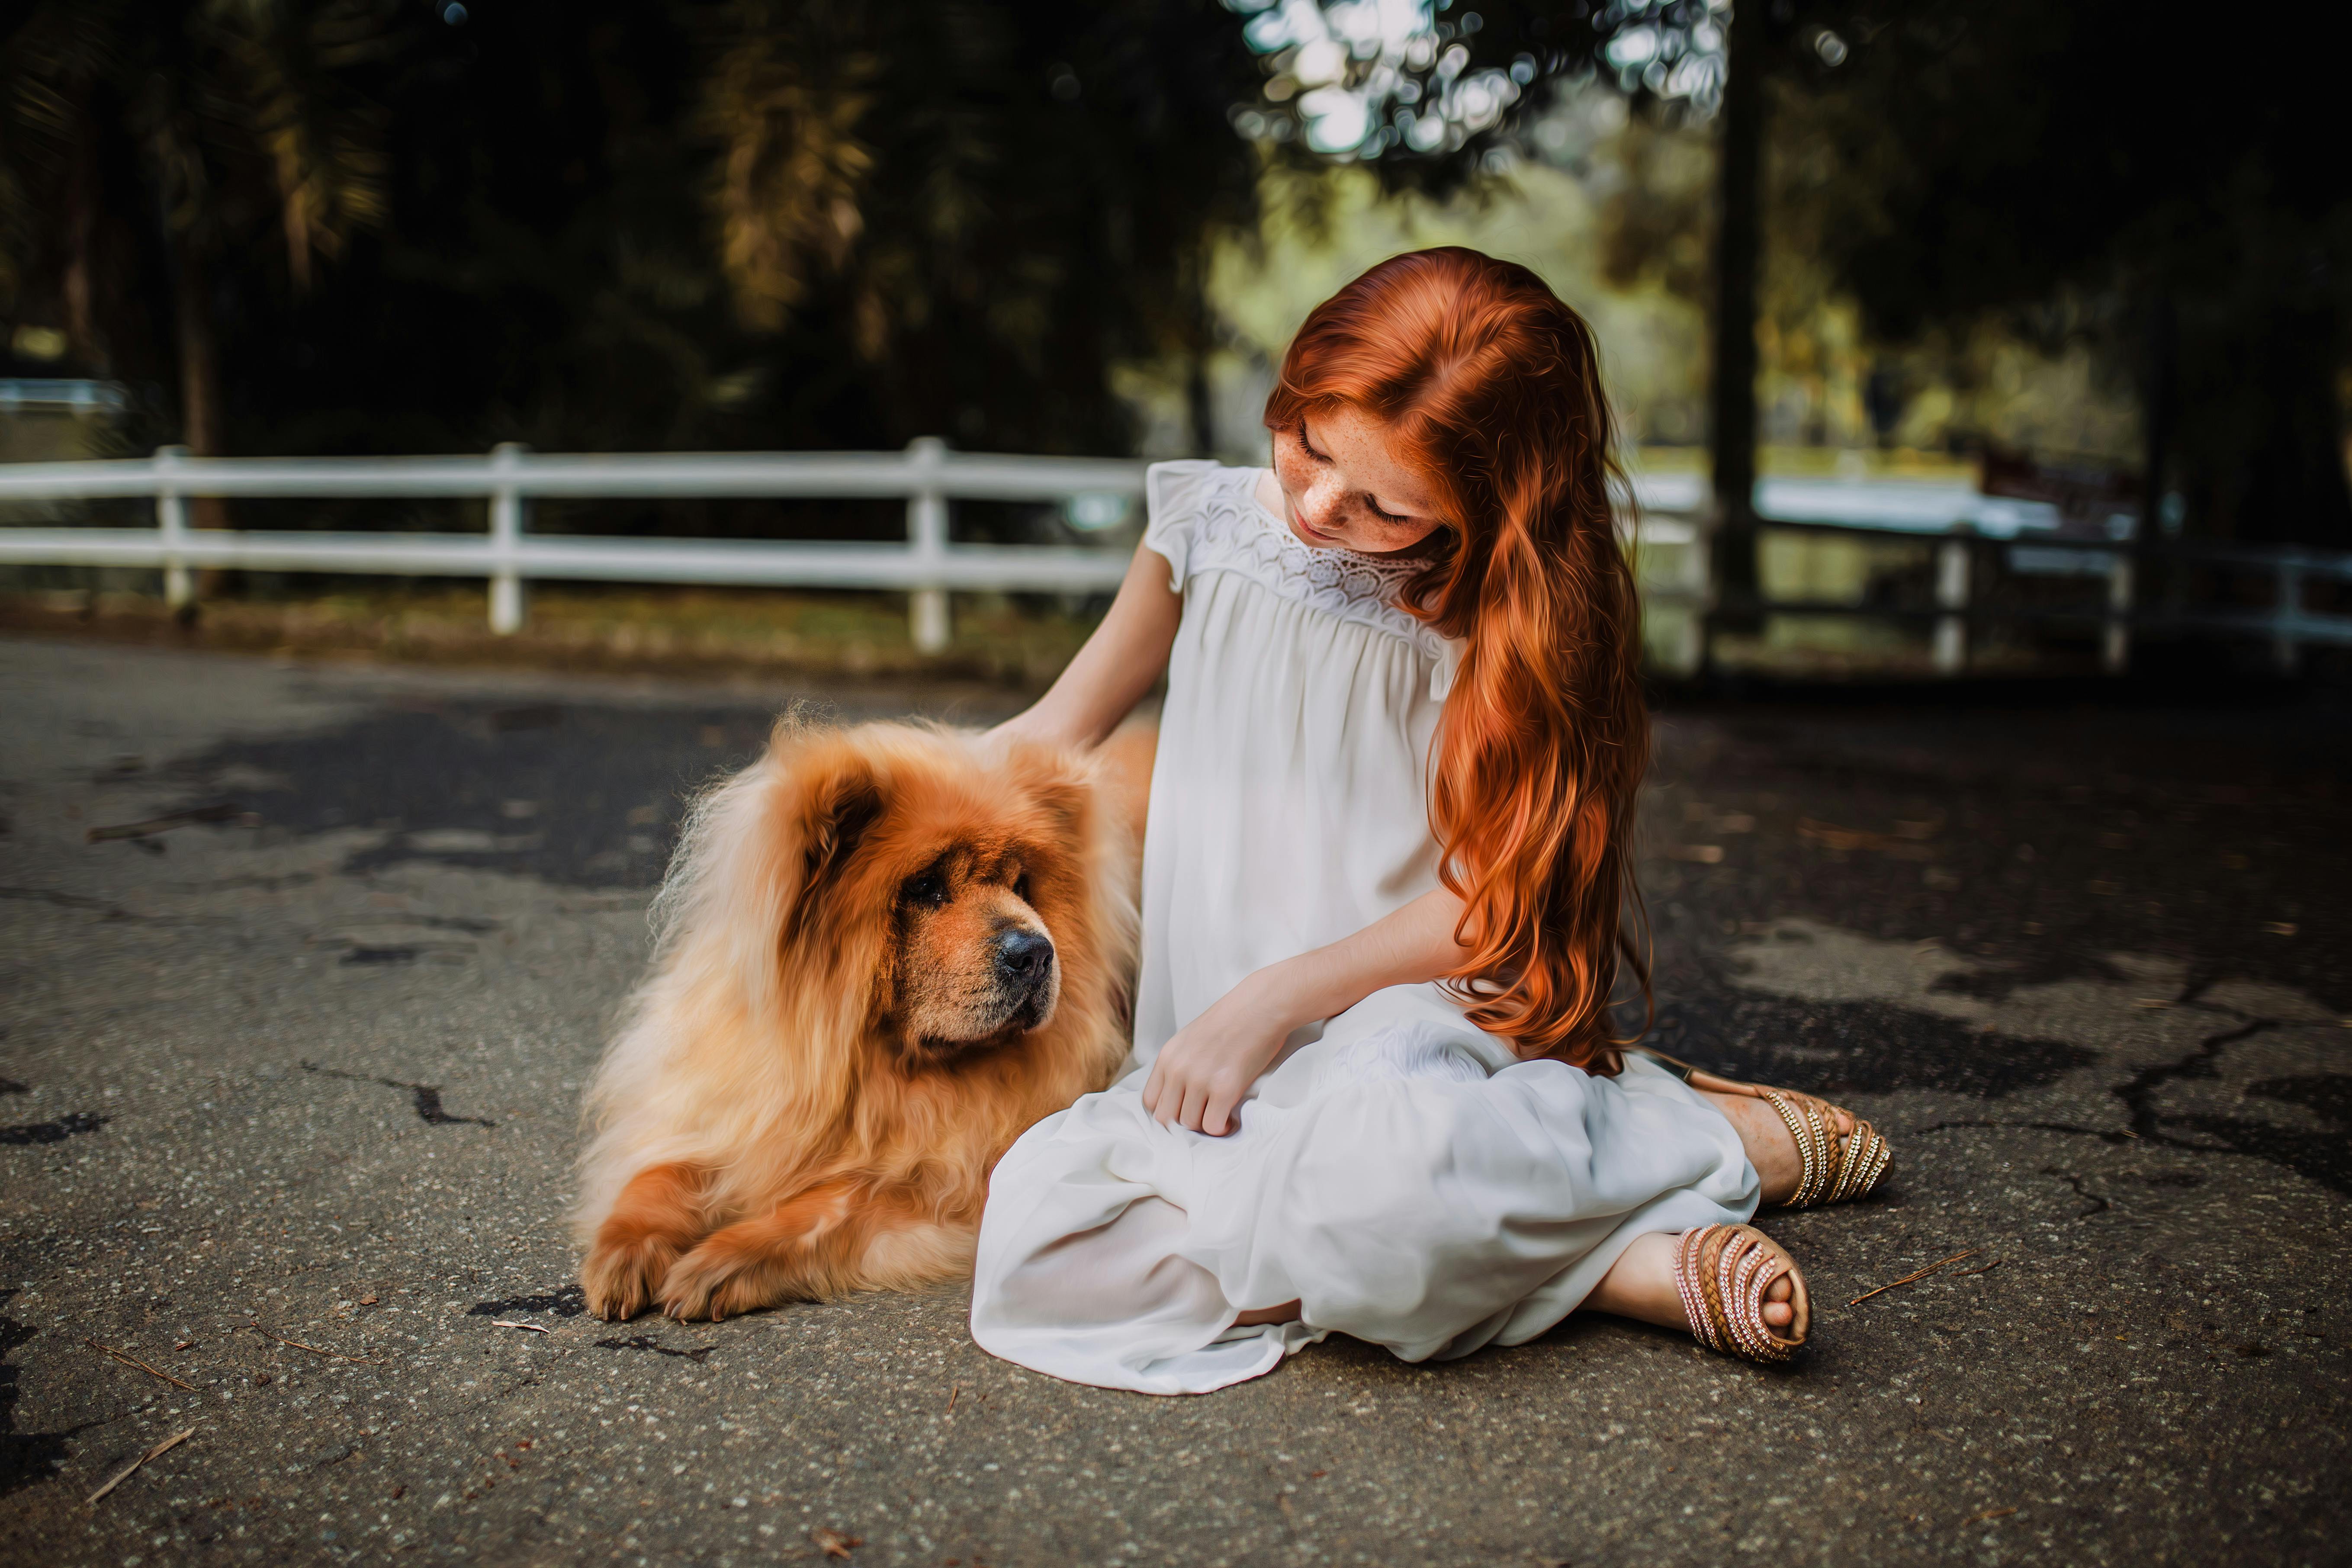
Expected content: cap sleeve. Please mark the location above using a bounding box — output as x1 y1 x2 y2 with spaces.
1140 459 1222 591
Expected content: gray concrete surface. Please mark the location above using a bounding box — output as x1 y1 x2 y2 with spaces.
1 634 2346 1567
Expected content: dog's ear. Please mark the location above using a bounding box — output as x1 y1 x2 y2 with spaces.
798 760 886 895
1004 745 1090 841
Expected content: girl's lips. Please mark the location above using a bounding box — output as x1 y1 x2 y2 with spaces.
1290 508 1338 547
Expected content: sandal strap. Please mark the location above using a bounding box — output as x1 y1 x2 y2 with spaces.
1673 1224 1802 1364
1759 1086 1891 1209
1633 1050 1891 1208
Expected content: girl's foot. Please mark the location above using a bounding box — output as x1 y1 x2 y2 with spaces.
1642 1049 1892 1208
1671 1224 1808 1362
1586 1225 1809 1361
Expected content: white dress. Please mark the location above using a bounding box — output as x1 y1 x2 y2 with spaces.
970 460 1757 1394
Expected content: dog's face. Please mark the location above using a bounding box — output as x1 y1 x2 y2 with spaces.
887 841 1060 1052
767 727 1092 1067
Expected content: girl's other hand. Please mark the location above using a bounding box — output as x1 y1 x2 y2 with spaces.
1142 968 1305 1136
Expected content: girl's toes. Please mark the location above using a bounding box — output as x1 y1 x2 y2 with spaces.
1763 1298 1793 1328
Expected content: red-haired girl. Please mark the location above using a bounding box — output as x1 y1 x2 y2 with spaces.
975 248 1889 1392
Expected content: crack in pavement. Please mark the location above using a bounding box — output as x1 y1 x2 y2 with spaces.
469 1287 587 1321
0 1112 110 1147
1906 1012 2352 1195
299 1061 496 1128
2041 1167 2112 1218
594 1336 715 1362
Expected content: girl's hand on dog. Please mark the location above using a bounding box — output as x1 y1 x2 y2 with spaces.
1142 968 1302 1136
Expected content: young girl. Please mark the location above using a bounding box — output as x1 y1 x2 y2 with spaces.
974 248 1889 1394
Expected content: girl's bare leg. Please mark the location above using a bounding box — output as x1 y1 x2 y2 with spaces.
1232 1087 1825 1333
1238 1231 1799 1334
1234 1300 1300 1326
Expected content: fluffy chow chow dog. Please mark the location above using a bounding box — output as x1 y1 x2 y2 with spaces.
574 717 1148 1322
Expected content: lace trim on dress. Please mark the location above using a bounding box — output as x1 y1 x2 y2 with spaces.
1146 462 1456 679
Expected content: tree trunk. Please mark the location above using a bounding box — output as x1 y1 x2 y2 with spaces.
1186 353 1215 460
2173 302 2352 551
1183 251 1216 459
1706 0 1765 644
62 104 106 373
168 228 231 566
2134 294 2175 607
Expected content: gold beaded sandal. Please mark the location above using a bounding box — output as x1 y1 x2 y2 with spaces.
1637 1048 1893 1208
1673 1223 1809 1365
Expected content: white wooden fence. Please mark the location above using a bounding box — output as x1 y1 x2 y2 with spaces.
0 439 1149 652
0 440 2344 674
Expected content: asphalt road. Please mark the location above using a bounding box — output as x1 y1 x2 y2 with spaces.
1 635 2346 1567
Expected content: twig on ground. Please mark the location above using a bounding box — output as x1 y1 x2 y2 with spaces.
1958 1506 2017 1528
249 1323 387 1365
490 1320 549 1334
1847 1249 1979 1307
87 1427 196 1504
945 1384 961 1413
84 1339 196 1392
1950 1258 2003 1278
813 1527 862 1558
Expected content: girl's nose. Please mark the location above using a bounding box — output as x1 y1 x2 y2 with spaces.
1294 472 1346 530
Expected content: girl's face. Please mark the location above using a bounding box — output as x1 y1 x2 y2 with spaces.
1267 404 1446 556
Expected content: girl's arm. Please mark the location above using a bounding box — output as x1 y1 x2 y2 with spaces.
1142 885 1472 1135
990 540 1182 751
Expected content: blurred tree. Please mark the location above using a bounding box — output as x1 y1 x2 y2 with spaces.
700 0 1266 455
1225 0 2352 551
0 0 395 527
1780 0 2352 548
3 0 1270 480
1221 0 1783 624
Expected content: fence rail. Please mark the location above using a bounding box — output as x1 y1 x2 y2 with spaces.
0 440 2345 673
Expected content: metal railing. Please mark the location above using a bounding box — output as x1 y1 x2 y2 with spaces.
0 440 2344 674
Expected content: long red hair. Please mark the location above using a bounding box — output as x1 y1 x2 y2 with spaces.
1264 247 1649 1070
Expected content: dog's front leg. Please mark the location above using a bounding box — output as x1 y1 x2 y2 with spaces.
658 1178 898 1321
582 1161 714 1321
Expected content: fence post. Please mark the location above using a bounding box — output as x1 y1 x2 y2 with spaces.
155 445 192 611
1672 518 1709 677
2102 550 2134 675
2273 559 2304 677
488 442 530 635
906 436 950 654
1932 530 1971 676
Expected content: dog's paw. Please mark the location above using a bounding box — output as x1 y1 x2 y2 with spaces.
581 1236 681 1322
656 1239 788 1323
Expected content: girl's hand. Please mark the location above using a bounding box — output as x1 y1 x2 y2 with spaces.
983 706 1078 752
1142 967 1308 1136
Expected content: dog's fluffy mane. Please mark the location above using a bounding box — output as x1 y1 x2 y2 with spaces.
572 714 1137 1295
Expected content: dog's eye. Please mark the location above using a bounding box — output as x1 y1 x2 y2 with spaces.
1013 873 1032 904
903 871 949 908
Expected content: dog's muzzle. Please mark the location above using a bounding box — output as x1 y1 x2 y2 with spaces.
993 927 1057 1023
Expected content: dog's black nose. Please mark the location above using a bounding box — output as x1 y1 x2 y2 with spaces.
993 927 1054 989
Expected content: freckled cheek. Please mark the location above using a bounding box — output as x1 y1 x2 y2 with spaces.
1268 445 1313 504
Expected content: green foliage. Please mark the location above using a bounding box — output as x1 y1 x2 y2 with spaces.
0 0 398 366
0 0 1268 466
1238 0 2352 544
1785 0 2352 542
